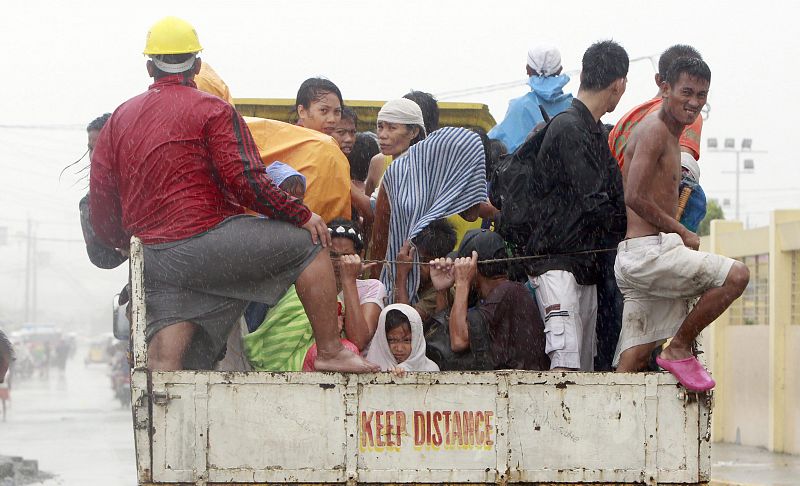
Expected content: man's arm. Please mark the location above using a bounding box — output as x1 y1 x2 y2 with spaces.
205 107 311 226
626 127 697 246
448 252 477 353
393 242 413 304
339 255 378 350
428 257 455 318
351 182 374 225
369 187 391 279
89 125 128 250
364 154 385 198
80 195 127 269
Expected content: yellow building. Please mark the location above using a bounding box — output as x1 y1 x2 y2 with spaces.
702 210 800 454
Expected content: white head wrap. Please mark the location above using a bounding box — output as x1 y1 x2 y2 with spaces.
150 53 197 74
377 98 426 136
365 304 439 372
681 152 701 182
526 45 562 77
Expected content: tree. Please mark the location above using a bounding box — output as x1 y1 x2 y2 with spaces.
698 199 725 236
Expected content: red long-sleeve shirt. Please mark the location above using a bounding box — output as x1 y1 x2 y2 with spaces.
90 75 311 248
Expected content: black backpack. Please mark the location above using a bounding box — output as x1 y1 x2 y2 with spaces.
488 113 562 252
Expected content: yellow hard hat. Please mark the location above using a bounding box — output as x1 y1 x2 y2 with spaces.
143 16 203 56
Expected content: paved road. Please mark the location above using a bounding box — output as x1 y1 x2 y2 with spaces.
0 349 136 485
711 442 800 486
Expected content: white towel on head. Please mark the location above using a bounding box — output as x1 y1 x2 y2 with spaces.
526 45 562 77
377 98 426 136
379 126 487 303
365 304 439 372
681 152 701 182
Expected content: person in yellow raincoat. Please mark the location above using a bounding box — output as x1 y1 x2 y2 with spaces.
193 64 351 222
245 118 351 222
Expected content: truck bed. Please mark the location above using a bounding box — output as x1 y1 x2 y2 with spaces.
128 242 711 486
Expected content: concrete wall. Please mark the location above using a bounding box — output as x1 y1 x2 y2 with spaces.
786 326 800 454
704 210 800 455
719 326 769 447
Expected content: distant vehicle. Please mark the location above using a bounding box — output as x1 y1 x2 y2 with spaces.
85 333 114 365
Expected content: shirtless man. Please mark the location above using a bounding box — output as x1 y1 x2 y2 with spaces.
614 57 749 391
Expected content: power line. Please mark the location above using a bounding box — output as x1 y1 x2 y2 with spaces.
435 55 657 100
7 234 83 244
705 187 800 193
0 124 84 131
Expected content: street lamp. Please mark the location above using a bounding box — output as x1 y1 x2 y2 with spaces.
706 137 766 221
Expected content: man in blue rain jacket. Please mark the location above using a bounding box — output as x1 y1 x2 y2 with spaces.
488 45 573 153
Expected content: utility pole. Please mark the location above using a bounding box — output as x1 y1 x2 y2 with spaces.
23 217 39 322
24 216 31 322
706 137 766 224
32 225 38 322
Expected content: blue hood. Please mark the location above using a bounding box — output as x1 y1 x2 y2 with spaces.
528 74 571 103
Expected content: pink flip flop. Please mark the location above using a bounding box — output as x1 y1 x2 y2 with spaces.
656 355 715 392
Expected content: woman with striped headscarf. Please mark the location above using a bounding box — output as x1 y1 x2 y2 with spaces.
370 127 488 304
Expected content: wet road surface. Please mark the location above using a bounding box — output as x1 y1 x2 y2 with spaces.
0 349 136 485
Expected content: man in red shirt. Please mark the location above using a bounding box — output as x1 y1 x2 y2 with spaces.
90 17 378 373
609 45 704 168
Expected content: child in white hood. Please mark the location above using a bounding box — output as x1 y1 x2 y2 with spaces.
366 304 439 376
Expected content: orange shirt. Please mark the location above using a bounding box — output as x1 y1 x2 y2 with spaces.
608 97 703 169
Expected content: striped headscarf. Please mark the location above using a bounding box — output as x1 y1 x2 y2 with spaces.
380 127 487 302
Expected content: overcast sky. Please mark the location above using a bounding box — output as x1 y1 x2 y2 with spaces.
0 0 797 331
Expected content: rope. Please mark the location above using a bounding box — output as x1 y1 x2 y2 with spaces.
333 247 619 266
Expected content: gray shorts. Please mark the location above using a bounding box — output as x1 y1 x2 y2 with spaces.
143 215 320 369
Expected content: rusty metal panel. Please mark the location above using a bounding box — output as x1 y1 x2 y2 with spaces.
131 369 152 483
654 378 699 484
142 370 710 485
151 379 200 482
205 383 347 483
507 373 647 483
150 372 348 484
355 373 499 483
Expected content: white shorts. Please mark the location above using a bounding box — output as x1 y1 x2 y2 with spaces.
529 270 597 370
613 233 736 366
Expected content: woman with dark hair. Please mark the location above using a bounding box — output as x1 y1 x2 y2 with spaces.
294 77 343 136
349 133 381 227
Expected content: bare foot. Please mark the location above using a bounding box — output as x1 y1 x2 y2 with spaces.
660 342 693 361
315 347 380 373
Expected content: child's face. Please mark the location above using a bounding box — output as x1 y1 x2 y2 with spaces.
279 179 305 204
386 324 412 364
